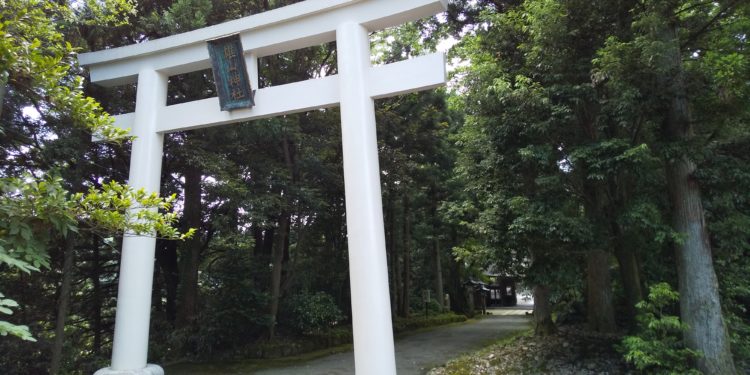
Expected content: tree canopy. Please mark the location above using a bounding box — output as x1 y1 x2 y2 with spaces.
0 0 747 374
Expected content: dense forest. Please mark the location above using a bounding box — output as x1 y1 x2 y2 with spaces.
1 0 748 374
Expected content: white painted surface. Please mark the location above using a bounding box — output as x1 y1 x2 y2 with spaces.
109 52 446 134
86 1 448 374
94 364 164 375
79 0 356 65
337 21 397 375
245 51 259 93
108 69 167 372
77 0 447 86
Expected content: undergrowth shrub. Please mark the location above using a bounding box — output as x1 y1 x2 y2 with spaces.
619 282 700 374
164 248 270 358
282 291 345 335
393 312 466 333
410 297 446 316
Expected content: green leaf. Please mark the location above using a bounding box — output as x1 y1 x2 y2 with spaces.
0 321 36 342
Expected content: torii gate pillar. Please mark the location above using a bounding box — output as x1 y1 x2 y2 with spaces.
337 21 396 373
81 1 448 374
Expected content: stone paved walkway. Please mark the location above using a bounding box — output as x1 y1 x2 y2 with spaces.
256 306 531 375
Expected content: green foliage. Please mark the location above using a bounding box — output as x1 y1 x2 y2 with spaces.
0 174 192 341
0 292 34 341
1 0 744 369
408 295 446 317
0 0 194 346
392 312 467 333
620 283 700 374
0 176 69 273
0 175 72 340
168 248 270 358
77 0 136 27
148 0 213 34
74 181 195 240
282 292 345 335
448 2 748 367
0 0 131 142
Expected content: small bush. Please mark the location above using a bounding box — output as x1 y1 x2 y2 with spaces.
410 296 445 315
393 312 467 333
619 282 700 374
283 291 345 335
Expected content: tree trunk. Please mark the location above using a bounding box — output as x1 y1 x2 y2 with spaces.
580 176 617 333
586 249 616 333
433 239 444 312
156 239 179 323
532 284 556 336
269 134 297 339
91 238 102 355
386 197 398 317
176 164 203 328
391 196 404 316
0 71 7 119
268 214 290 340
252 227 275 257
446 228 466 313
614 241 642 326
658 19 737 375
393 211 402 316
667 157 736 374
50 239 75 375
253 226 265 256
400 195 411 318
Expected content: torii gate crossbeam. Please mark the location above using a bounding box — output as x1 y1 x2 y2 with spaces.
79 1 448 374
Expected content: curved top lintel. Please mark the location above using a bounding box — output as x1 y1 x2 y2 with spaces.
78 0 358 66
77 0 448 86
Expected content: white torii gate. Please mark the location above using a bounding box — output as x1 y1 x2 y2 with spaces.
79 0 447 374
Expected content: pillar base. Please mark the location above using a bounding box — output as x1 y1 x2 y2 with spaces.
94 364 163 375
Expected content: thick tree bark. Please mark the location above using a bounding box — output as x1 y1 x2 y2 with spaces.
586 249 616 333
658 18 737 375
50 239 75 375
445 228 466 313
269 134 297 339
176 164 203 328
581 182 617 333
575 143 619 333
253 227 275 257
613 241 642 326
268 214 290 340
253 226 264 255
667 157 736 374
156 239 179 323
91 238 103 355
607 171 642 325
433 239 444 312
532 284 556 336
399 195 412 318
393 212 403 316
152 259 163 313
386 197 398 317
529 249 555 335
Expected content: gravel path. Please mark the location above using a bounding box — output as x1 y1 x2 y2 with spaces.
255 307 531 375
